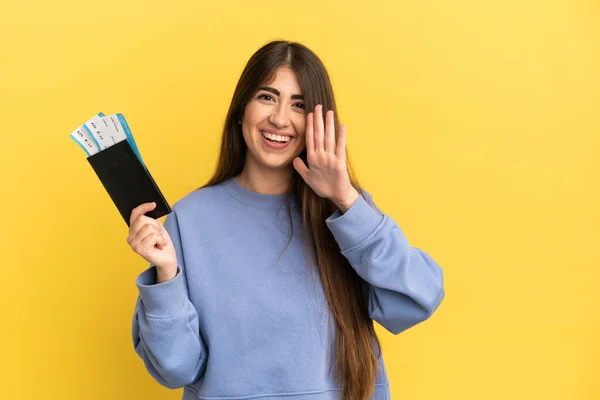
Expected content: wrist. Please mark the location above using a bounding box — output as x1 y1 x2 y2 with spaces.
156 264 178 283
333 188 360 214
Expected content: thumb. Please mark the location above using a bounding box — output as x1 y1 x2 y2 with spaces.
293 157 309 181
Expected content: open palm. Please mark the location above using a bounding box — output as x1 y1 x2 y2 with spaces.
293 104 355 205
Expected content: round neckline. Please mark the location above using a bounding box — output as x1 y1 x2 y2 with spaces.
223 177 300 210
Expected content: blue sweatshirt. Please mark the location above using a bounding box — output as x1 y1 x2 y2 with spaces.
132 177 445 400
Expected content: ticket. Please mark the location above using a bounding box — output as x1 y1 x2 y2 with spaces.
70 112 146 168
84 113 119 151
106 113 145 167
69 113 104 156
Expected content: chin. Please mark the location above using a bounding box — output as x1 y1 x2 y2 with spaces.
257 149 299 167
259 155 295 170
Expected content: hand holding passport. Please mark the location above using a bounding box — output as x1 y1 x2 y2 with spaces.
127 201 178 282
70 112 171 226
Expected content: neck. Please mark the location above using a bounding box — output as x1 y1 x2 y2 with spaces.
235 160 294 195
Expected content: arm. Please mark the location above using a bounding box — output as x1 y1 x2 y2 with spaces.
326 190 445 335
132 208 208 388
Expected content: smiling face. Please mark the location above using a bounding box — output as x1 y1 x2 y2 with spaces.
240 66 307 173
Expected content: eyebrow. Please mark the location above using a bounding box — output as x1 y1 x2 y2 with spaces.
257 86 304 100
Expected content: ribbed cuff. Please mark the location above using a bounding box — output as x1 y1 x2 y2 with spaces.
136 266 185 317
326 194 384 251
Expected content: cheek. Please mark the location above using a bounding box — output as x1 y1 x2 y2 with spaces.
295 117 307 138
295 123 307 152
242 102 265 127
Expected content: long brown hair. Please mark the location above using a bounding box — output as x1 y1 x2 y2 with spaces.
198 40 381 399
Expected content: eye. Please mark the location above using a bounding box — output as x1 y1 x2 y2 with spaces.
295 103 305 110
258 93 274 101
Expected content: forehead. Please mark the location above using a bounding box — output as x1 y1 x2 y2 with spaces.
263 66 302 93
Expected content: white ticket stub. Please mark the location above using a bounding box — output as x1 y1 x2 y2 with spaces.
100 114 128 144
70 112 146 168
69 113 104 156
84 114 118 151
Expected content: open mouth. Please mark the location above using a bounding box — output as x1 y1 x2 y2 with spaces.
261 131 291 144
260 130 293 149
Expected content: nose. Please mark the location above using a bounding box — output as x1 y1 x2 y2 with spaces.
268 104 291 128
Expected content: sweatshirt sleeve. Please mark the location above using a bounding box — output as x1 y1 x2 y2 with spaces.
131 207 208 389
325 189 445 335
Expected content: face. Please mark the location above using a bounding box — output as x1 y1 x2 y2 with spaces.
240 66 306 172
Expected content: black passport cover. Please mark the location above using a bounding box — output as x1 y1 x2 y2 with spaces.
86 139 171 226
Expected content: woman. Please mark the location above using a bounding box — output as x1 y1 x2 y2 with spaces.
128 40 444 400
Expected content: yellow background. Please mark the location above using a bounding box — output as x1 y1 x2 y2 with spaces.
1 0 598 399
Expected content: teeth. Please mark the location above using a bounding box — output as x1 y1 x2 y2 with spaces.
261 131 290 143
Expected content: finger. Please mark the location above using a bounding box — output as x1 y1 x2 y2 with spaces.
156 218 166 236
139 232 164 255
129 202 155 227
137 224 158 243
314 104 324 152
325 110 335 153
130 202 156 227
292 157 310 181
305 112 315 155
138 228 167 251
155 234 165 250
130 220 164 249
336 124 347 160
129 215 162 243
130 224 153 249
156 220 168 245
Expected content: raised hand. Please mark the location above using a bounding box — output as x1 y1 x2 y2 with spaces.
292 104 359 212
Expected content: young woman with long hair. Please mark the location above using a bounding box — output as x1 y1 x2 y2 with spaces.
128 40 445 400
